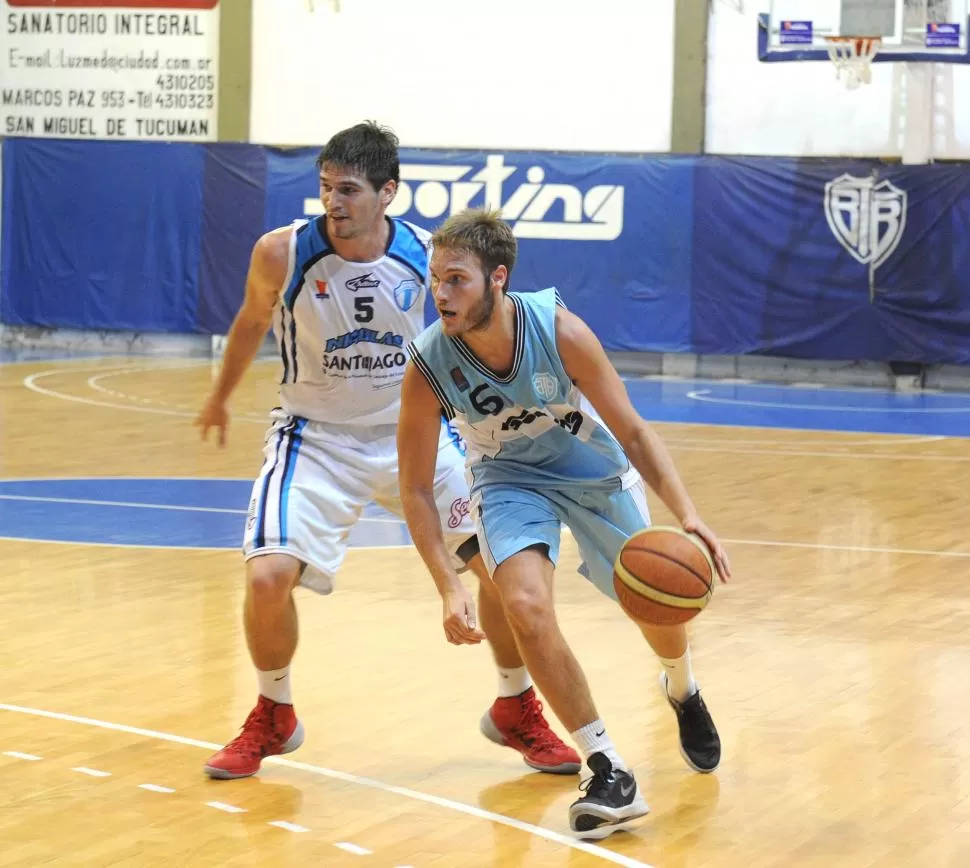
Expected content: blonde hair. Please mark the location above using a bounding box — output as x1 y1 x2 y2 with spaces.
432 208 517 291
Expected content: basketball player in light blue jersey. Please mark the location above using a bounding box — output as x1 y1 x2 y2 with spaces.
398 209 731 840
194 124 578 781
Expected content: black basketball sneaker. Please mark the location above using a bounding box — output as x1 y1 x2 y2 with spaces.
568 752 650 840
660 672 721 773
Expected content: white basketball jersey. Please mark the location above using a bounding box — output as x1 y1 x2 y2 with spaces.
273 216 430 425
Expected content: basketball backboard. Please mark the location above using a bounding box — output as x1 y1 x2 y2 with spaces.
760 0 970 61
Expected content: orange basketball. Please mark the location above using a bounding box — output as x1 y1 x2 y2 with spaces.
612 526 715 626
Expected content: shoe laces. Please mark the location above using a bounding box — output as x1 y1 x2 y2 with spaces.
224 701 279 758
679 692 717 739
578 765 616 800
513 694 563 751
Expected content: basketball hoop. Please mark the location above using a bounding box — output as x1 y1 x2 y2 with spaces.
825 36 882 90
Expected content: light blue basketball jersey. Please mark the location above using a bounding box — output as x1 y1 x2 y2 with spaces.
407 287 638 494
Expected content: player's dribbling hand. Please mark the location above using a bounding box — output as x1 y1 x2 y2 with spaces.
682 515 731 583
194 394 230 447
442 585 487 645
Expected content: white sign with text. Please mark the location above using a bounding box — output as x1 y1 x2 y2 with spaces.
0 0 219 141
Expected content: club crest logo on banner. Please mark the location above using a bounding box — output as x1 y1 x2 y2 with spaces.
824 174 907 269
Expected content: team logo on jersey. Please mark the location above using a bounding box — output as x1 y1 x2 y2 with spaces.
532 372 559 401
824 174 907 279
450 366 470 392
345 273 380 292
447 497 471 529
314 280 329 299
394 279 422 312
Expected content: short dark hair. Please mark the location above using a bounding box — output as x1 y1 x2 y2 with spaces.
315 121 400 191
432 208 517 292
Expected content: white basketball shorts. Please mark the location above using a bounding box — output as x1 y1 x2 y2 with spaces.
242 409 474 594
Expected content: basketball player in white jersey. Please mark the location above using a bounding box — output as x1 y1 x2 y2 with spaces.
194 123 579 779
398 209 730 838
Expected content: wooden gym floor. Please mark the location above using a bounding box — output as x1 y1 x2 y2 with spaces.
1 354 969 867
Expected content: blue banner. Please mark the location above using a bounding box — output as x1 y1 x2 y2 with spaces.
691 158 970 364
2 139 969 366
197 144 267 335
1 138 204 332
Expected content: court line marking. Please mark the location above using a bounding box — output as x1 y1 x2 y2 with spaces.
335 842 373 856
0 475 252 482
0 530 967 560
3 751 42 761
72 766 111 778
720 537 970 559
206 801 247 814
0 703 654 868
0 474 967 559
25 368 203 418
22 367 969 457
23 364 270 423
687 389 970 414
631 373 963 395
87 372 192 409
657 416 961 438
24 362 968 441
0 535 231 552
0 354 128 368
0 478 403 524
0 493 404 524
0 535 410 552
85 367 267 422
0 494 248 514
0 354 274 370
269 821 310 833
139 784 175 793
664 434 942 447
668 445 970 462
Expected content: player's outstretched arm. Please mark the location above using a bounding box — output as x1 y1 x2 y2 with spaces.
555 308 731 582
194 227 290 447
398 362 485 645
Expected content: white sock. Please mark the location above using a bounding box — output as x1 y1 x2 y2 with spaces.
257 666 292 705
659 647 698 703
571 719 627 771
497 666 532 698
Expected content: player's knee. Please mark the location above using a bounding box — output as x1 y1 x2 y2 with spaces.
501 584 555 642
246 555 301 608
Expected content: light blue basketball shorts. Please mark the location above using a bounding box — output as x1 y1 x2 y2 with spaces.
474 480 651 600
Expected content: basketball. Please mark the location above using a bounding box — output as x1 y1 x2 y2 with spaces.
613 526 715 626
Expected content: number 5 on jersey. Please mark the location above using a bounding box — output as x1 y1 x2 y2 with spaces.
354 297 374 323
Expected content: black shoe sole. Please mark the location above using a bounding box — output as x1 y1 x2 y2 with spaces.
569 794 650 840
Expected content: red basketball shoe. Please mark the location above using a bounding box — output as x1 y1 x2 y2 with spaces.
204 695 305 779
480 687 581 774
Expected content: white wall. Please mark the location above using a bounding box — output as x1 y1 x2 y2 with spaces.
706 1 970 159
250 0 674 152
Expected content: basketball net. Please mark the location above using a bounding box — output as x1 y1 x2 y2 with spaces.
825 36 882 90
